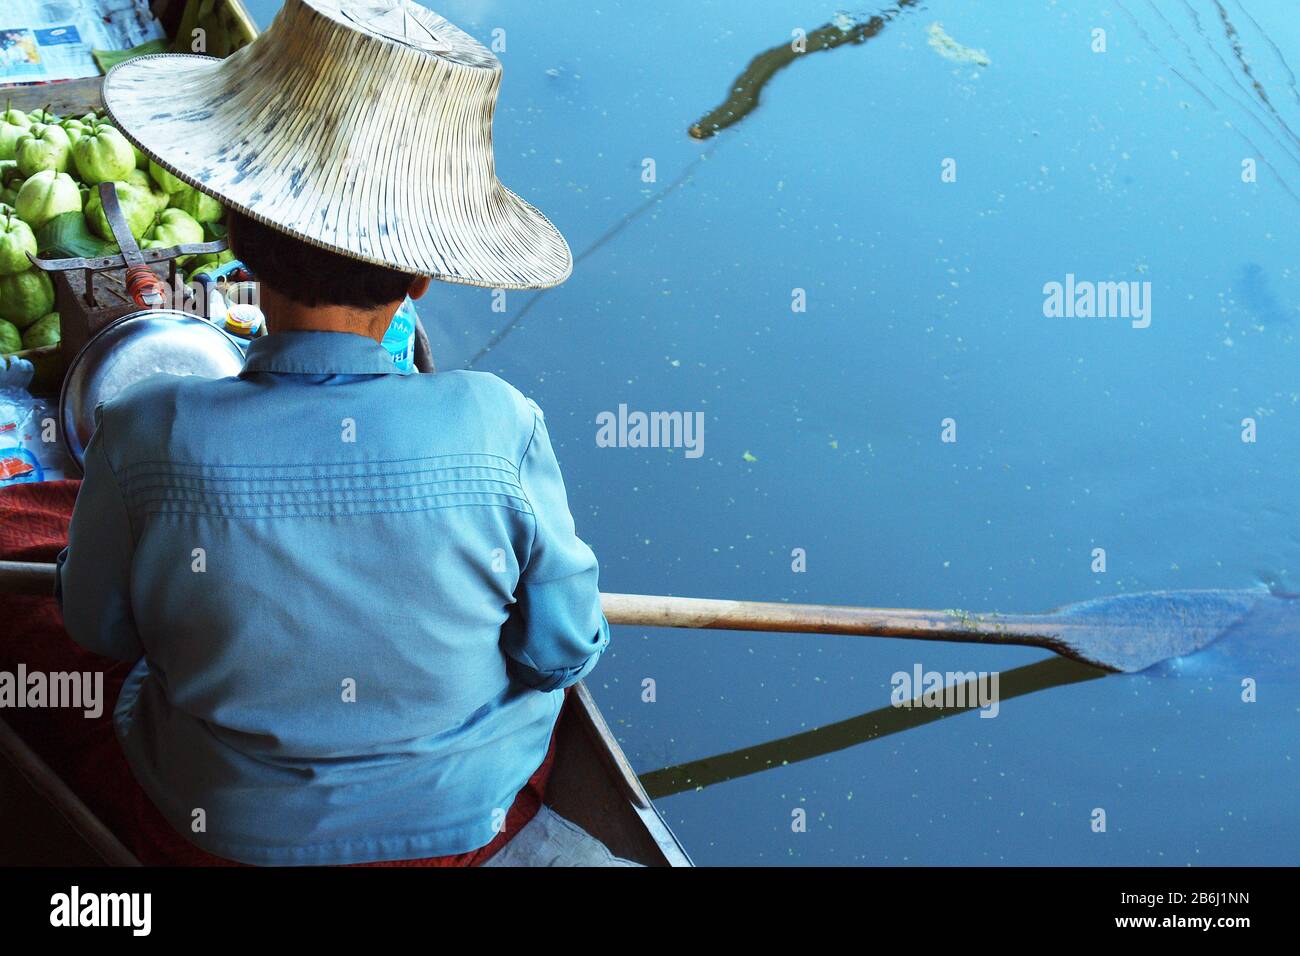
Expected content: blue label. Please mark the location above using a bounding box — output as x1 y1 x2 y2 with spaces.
382 298 418 373
35 27 83 47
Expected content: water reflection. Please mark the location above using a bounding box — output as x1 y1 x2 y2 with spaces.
688 1 922 139
1116 0 1300 203
641 656 1106 798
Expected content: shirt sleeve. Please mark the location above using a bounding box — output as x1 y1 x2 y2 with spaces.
56 403 142 662
500 402 609 692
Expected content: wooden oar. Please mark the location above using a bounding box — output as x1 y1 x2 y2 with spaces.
1 560 1275 673
600 589 1279 673
0 560 59 597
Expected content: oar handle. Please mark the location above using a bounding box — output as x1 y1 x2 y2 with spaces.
0 561 1050 649
0 559 57 596
601 592 1048 646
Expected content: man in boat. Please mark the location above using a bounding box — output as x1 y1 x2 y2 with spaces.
52 0 610 865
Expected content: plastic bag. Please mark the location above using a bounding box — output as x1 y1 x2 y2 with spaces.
0 373 68 486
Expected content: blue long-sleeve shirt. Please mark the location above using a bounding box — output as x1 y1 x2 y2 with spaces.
55 329 609 865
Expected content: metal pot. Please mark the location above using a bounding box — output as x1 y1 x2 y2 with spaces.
59 310 247 472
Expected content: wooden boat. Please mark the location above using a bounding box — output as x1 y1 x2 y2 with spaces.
0 682 691 866
0 0 690 868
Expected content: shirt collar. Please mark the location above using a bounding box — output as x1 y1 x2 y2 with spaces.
240 330 405 377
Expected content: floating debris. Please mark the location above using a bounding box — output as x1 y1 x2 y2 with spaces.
926 22 991 67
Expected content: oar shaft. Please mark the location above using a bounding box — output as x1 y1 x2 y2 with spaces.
0 559 57 596
601 592 1049 646
0 560 1051 650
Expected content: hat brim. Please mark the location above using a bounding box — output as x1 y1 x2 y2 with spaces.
103 53 573 290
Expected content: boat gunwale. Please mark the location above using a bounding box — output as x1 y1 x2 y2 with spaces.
0 682 693 867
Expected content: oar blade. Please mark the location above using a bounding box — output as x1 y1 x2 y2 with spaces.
1047 588 1277 673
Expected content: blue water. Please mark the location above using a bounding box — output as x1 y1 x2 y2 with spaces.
241 1 1300 864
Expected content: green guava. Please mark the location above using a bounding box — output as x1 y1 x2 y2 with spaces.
0 129 23 163
126 168 169 213
27 108 58 125
15 124 72 178
0 269 55 330
72 126 136 185
148 159 189 195
61 118 86 145
180 248 235 273
0 213 36 275
15 170 81 230
20 311 60 349
169 185 224 223
84 182 156 241
148 208 205 248
0 106 30 162
0 318 19 354
93 106 145 170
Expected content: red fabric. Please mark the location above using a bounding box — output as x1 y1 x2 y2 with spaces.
0 480 555 866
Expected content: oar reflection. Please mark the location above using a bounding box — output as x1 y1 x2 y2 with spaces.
640 656 1107 799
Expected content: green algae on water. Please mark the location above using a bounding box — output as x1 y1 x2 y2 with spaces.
926 22 991 67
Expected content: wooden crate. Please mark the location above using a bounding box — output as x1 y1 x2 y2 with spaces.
47 252 213 367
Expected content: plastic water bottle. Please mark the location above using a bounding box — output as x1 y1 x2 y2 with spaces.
382 297 418 373
196 257 417 370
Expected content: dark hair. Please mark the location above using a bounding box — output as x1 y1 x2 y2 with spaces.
226 210 416 308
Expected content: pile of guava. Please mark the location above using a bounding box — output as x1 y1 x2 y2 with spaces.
0 100 233 357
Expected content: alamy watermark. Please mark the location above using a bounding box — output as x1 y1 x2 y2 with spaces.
891 663 1000 718
595 404 704 459
49 886 150 936
0 666 103 718
1043 273 1151 328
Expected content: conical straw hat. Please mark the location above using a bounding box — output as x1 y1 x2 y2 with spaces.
102 0 572 289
